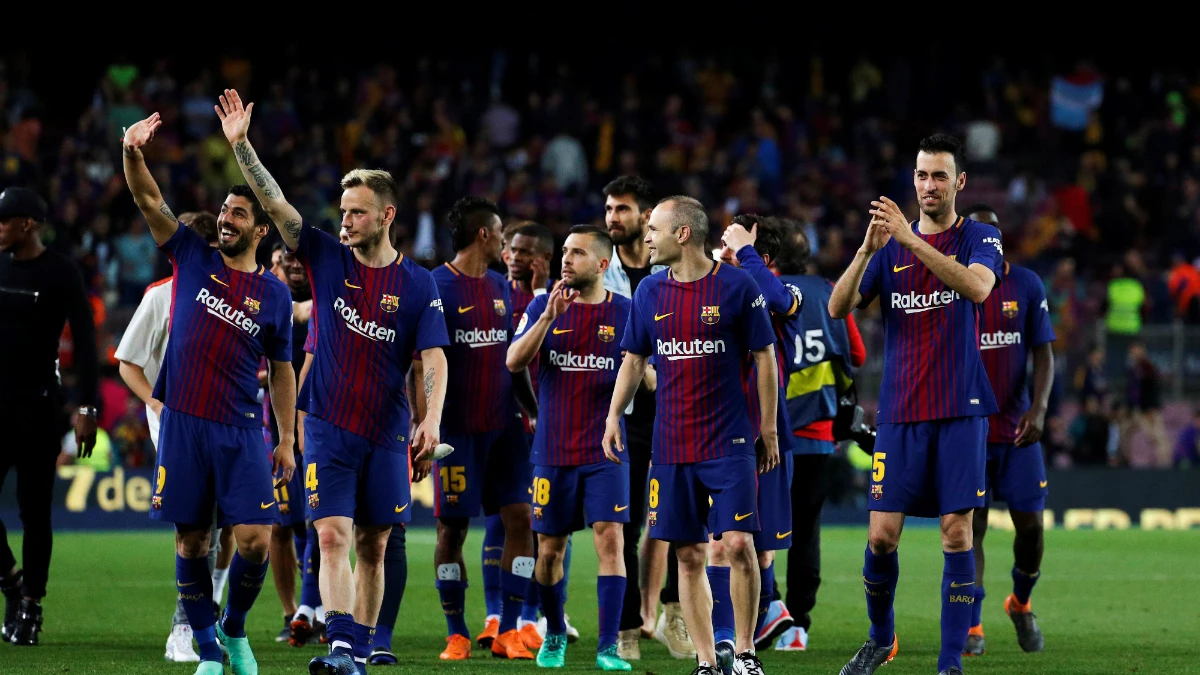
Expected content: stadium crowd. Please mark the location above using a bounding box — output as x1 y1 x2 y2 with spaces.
2 48 1198 472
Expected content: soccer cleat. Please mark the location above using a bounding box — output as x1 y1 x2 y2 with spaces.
1005 594 1045 652
536 632 568 668
308 653 358 675
753 600 795 650
440 634 472 660
655 602 696 659
9 598 43 646
963 624 985 656
194 662 225 675
216 621 258 675
774 626 807 651
276 614 293 642
938 669 964 675
733 651 766 675
596 644 633 671
315 620 328 644
690 665 720 675
838 635 898 675
492 628 535 659
1 569 22 642
520 621 545 650
368 647 398 665
290 615 315 647
477 615 500 648
715 639 736 675
165 624 201 662
537 614 581 643
616 628 641 660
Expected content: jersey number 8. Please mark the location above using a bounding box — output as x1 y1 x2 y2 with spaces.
648 478 660 509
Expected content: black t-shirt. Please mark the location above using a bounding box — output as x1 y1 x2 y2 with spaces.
624 261 657 438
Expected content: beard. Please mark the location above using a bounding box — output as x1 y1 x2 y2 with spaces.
350 225 386 251
217 232 253 258
563 271 596 291
610 226 642 247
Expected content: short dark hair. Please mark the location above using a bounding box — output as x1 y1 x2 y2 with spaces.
603 175 656 212
730 213 786 268
656 196 709 248
448 196 501 252
509 222 556 257
567 224 614 260
774 218 810 275
227 185 272 227
179 211 218 244
965 203 997 218
917 134 966 175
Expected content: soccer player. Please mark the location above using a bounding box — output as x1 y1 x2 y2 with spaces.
430 196 538 661
766 221 867 652
829 134 1005 675
115 212 224 662
507 225 632 671
711 215 799 668
123 112 297 675
962 204 1053 656
216 90 450 675
603 195 780 675
600 176 685 662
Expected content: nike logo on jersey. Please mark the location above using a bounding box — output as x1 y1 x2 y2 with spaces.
654 312 673 321
893 264 915 273
484 546 503 552
177 581 197 587
775 531 792 539
734 512 753 521
1039 480 1048 488
345 280 361 289
210 274 229 287
950 581 974 588
458 305 475 313
395 504 408 513
261 501 275 509
552 328 573 335
614 505 629 512
977 489 986 497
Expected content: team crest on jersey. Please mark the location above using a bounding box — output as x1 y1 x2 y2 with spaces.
243 297 261 315
152 495 162 510
308 493 319 509
701 305 720 325
598 325 615 342
494 299 507 316
279 502 290 515
534 506 543 520
871 484 883 501
381 293 400 313
648 511 657 526
1002 301 1019 319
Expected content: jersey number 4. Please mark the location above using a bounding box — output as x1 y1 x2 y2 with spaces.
795 329 825 365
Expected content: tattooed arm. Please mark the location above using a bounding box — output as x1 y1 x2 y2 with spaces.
121 114 179 245
412 347 447 461
215 89 305 250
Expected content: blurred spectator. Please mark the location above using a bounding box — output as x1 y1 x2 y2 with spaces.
1104 260 1146 382
113 216 157 306
1125 341 1170 465
1166 252 1200 321
1173 409 1200 468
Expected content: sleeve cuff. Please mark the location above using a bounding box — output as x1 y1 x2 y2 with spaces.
533 288 548 296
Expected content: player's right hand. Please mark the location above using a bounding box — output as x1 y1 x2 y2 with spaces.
121 113 162 151
412 459 432 483
148 398 164 417
545 280 579 320
601 415 624 464
756 433 780 475
860 216 892 255
273 441 297 483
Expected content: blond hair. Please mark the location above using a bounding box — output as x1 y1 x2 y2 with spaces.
341 169 399 208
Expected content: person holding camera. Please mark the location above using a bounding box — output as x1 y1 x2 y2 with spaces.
0 187 99 646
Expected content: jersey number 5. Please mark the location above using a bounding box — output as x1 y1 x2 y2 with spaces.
795 329 825 365
872 453 886 482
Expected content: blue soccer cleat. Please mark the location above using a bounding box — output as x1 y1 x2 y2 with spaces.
309 652 358 675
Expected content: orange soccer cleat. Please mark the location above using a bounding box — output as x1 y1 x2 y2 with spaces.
440 634 472 660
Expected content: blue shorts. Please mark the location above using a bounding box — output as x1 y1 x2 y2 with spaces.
648 454 759 544
871 417 988 518
985 442 1048 513
436 417 532 519
303 415 412 526
151 407 277 527
273 452 306 527
751 450 793 551
531 461 630 536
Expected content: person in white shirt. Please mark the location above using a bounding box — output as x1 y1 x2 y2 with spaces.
115 211 227 663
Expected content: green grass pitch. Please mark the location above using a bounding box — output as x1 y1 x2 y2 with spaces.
2 527 1194 674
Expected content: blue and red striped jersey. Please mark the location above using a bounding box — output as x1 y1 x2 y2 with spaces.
514 291 630 466
622 262 775 464
293 226 449 448
153 225 292 428
858 216 1005 423
980 263 1056 443
432 263 514 435
303 317 315 354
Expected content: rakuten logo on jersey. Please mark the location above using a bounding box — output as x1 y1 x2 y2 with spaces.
891 290 961 314
980 330 1022 350
196 288 261 337
456 327 507 348
549 349 615 372
334 296 397 343
656 338 726 361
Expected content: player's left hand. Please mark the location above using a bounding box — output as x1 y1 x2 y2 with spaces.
869 196 918 250
756 432 780 474
215 88 254 144
531 257 550 293
75 411 97 459
1014 406 1047 447
601 416 624 464
273 440 296 483
411 418 440 462
723 222 757 253
412 459 433 484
